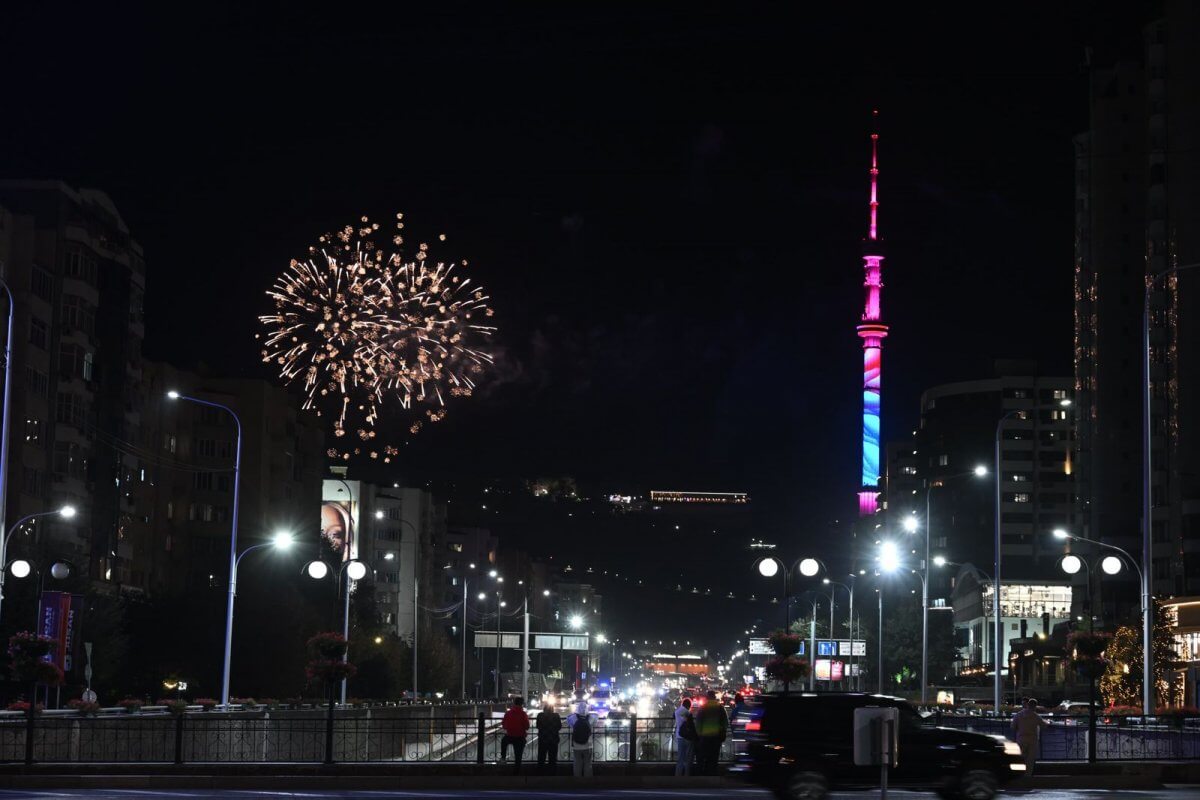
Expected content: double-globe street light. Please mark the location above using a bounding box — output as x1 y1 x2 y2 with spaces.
756 555 853 692
993 398 1072 712
1053 528 1144 629
0 505 76 626
305 554 368 703
1142 263 1198 714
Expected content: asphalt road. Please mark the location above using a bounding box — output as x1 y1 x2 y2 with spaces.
0 790 1198 799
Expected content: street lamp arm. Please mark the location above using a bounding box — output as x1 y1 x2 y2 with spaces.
3 510 61 551
1062 532 1145 599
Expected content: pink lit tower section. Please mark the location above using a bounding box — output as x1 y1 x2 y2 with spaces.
857 113 888 517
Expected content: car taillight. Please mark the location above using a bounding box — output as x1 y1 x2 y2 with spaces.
745 719 761 732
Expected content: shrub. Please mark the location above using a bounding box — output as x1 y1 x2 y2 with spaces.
260 698 280 710
765 655 809 685
307 632 349 660
195 698 218 711
767 630 801 657
6 701 44 713
159 699 189 715
231 697 258 710
118 698 144 713
8 633 63 686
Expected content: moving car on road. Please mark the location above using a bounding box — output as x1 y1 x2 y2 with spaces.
731 692 1023 800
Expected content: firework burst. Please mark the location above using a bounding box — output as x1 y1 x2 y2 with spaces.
258 214 495 461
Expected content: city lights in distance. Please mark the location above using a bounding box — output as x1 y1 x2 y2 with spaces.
879 541 900 573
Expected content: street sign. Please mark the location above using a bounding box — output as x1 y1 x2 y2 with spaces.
748 637 772 655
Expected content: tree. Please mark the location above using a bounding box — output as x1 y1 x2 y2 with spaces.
1099 599 1184 708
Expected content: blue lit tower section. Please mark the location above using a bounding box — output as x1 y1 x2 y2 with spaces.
856 117 888 516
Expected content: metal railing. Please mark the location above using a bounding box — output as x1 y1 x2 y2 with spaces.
929 712 1200 761
0 711 735 765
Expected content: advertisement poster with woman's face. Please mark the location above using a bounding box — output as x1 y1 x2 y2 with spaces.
320 501 354 562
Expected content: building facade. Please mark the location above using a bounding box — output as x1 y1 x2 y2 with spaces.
883 362 1076 610
0 181 147 590
136 361 326 596
1074 1 1200 601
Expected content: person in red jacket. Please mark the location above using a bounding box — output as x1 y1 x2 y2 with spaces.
499 696 531 773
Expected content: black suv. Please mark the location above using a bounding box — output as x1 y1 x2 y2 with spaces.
730 693 1022 800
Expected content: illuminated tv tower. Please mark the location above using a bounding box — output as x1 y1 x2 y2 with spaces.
857 112 887 517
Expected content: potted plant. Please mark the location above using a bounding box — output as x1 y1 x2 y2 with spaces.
159 699 189 715
67 699 101 716
1066 630 1111 763
260 698 281 711
118 698 144 714
6 701 44 714
765 629 809 693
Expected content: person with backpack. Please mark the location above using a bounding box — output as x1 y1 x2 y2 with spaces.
566 700 597 777
693 690 729 775
535 701 562 773
499 696 530 773
674 697 697 776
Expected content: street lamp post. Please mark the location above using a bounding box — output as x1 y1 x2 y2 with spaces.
1143 263 1198 714
0 506 76 626
225 531 294 693
994 400 1070 712
0 281 14 550
823 577 854 690
168 391 242 708
915 466 987 705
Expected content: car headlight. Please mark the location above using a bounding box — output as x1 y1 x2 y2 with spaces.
1002 740 1023 758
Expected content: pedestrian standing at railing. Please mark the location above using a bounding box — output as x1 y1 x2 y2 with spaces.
1011 698 1048 775
694 690 729 776
535 702 562 773
499 696 530 774
674 697 697 776
567 701 597 777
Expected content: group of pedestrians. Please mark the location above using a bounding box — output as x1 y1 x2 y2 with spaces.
673 690 730 776
497 696 598 776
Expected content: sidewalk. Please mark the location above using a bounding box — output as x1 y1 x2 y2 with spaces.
0 761 1194 791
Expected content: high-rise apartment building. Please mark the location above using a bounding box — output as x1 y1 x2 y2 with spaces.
1074 1 1200 600
883 362 1075 609
0 181 147 587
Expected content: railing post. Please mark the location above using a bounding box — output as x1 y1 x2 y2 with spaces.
174 711 185 765
476 712 485 764
325 684 336 765
629 712 637 764
24 682 36 766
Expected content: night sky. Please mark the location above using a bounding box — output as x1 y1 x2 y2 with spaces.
2 5 1142 650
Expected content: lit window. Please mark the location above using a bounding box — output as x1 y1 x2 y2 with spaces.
1013 493 1031 503
937 455 949 467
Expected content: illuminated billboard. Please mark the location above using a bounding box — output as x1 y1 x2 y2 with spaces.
322 479 361 562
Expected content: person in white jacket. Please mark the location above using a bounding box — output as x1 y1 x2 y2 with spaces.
566 701 597 777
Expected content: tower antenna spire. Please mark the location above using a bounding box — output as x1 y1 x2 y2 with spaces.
869 108 880 241
857 109 888 517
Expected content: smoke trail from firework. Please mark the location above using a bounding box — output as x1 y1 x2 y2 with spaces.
258 214 495 461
